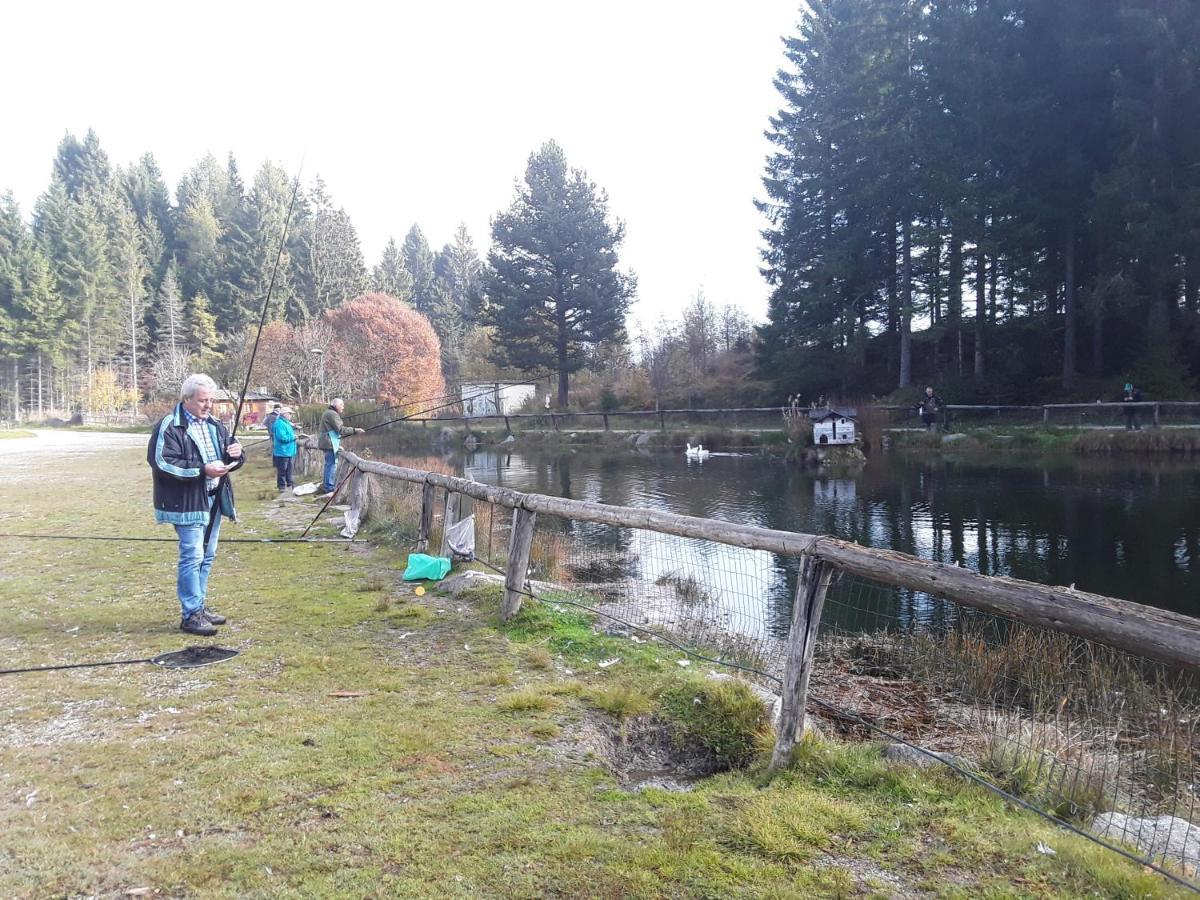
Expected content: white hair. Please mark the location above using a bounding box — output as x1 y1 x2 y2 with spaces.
180 373 218 401
330 397 345 407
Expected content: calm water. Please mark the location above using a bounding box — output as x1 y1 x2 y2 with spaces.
364 437 1200 633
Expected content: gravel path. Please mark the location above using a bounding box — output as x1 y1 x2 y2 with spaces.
0 430 147 480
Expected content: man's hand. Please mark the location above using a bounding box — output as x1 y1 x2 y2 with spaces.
355 428 365 435
227 442 243 459
204 462 229 477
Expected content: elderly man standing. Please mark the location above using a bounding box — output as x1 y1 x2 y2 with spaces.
318 397 364 495
147 374 244 636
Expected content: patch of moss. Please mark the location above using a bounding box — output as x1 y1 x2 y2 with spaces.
658 675 772 770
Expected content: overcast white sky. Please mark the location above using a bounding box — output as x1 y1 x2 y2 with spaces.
2 1 800 331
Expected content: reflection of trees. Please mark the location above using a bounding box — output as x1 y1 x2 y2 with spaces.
373 438 1199 622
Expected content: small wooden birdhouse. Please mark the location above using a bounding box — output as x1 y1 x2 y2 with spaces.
808 407 858 445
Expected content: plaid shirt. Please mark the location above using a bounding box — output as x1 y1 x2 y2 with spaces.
182 407 221 492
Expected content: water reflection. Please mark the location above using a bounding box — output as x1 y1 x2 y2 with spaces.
365 438 1200 634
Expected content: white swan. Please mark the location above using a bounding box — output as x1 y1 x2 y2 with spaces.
685 443 711 460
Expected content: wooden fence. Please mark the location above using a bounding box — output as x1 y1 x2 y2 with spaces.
329 449 1200 775
347 401 1200 433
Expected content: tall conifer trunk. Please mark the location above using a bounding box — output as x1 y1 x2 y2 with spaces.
886 221 898 379
899 218 912 389
1062 224 1077 389
974 215 986 380
950 230 963 375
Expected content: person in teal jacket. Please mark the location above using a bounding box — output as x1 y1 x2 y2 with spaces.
270 407 301 490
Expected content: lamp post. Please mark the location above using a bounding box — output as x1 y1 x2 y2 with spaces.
310 348 325 403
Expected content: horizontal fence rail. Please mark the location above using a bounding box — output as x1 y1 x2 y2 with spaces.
344 401 1200 433
340 452 1200 672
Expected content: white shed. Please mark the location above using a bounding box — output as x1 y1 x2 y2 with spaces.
809 407 858 445
461 382 537 418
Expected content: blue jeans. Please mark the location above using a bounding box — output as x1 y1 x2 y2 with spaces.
274 455 294 489
174 517 221 619
323 449 337 493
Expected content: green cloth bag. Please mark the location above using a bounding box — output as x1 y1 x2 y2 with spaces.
402 553 452 582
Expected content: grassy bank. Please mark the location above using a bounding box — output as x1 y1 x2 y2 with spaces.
361 422 789 454
0 429 35 439
0 445 1187 896
893 425 1200 456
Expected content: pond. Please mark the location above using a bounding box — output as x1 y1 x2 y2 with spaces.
359 436 1200 637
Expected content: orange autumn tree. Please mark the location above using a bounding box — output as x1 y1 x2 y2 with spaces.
323 292 445 407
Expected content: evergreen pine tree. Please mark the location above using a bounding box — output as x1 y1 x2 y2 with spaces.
372 237 414 301
402 224 436 316
485 141 634 407
186 291 220 364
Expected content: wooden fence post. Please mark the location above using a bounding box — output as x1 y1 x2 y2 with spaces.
770 553 834 772
416 479 437 553
603 413 609 431
1043 406 1050 425
502 506 537 621
658 410 666 430
1155 403 1161 428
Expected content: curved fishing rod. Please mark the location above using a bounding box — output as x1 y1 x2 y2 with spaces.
341 389 461 422
229 158 305 442
242 374 555 457
353 373 557 435
341 372 555 423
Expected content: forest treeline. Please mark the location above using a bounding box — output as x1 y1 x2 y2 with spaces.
0 133 756 418
9 1 1194 420
758 0 1200 403
0 130 490 417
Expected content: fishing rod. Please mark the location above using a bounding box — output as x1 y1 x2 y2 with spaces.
242 374 554 457
299 463 359 539
0 533 361 544
340 372 554 423
229 158 305 443
353 373 557 436
341 389 462 422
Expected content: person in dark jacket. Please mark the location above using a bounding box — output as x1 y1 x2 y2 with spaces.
147 374 244 636
271 407 301 490
917 386 944 433
1119 382 1144 431
262 403 282 454
317 398 363 495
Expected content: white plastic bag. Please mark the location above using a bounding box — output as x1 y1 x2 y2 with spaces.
445 514 476 559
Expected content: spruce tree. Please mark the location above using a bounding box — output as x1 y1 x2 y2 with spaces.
112 200 149 409
402 225 436 316
305 176 368 312
484 141 634 407
372 237 414 301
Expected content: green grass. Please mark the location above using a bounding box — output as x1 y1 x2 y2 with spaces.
0 444 1192 897
0 429 36 439
893 424 1200 455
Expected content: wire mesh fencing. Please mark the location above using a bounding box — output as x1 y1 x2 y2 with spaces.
815 571 1200 882
523 515 793 684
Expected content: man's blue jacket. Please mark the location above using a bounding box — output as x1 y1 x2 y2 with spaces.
147 404 244 526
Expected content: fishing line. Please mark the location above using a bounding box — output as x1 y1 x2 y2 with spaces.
356 378 543 435
341 373 554 423
0 533 360 544
242 375 553 458
0 646 240 677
